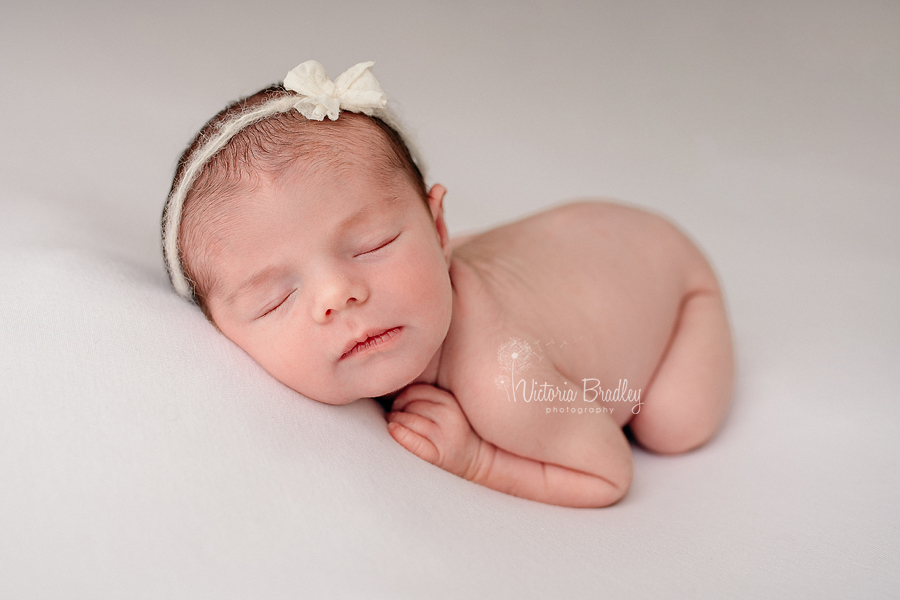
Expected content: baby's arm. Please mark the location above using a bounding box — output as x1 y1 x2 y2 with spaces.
387 384 632 508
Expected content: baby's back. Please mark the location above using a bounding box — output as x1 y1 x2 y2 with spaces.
442 200 721 437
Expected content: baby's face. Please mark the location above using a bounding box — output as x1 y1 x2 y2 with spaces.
202 155 453 405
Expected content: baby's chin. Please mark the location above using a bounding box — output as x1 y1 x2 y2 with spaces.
307 380 408 406
308 357 430 406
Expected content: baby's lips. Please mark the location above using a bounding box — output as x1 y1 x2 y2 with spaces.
340 326 402 360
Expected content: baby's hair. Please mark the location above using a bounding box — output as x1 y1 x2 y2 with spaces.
161 77 426 318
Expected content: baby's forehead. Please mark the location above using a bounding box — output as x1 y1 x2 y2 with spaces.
198 152 418 244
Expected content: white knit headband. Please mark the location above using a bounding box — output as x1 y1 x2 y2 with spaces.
162 60 420 302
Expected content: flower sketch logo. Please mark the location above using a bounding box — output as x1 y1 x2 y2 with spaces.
494 337 576 403
494 337 537 401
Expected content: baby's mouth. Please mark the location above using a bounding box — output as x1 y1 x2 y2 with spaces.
340 327 402 360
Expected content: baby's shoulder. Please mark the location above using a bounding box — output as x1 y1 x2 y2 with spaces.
452 199 703 275
459 199 680 245
518 199 693 249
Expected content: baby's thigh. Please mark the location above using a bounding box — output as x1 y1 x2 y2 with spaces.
628 289 734 454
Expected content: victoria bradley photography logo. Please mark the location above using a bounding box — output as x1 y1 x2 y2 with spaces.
494 337 643 415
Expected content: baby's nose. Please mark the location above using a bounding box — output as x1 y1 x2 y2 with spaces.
312 270 368 323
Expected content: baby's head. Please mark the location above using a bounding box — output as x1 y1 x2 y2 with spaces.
162 61 453 404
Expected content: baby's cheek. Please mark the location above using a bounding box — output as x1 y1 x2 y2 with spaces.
413 262 453 350
256 332 311 386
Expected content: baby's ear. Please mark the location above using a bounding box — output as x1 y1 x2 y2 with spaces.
427 184 451 264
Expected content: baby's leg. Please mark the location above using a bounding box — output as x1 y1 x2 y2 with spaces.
628 289 734 454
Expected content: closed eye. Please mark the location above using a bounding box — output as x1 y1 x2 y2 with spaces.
357 232 401 257
256 290 295 320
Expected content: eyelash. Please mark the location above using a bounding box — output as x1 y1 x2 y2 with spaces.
357 232 400 257
258 290 294 319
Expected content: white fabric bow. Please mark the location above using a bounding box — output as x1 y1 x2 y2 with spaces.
283 60 387 121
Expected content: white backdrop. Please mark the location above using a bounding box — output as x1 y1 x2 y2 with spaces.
2 1 898 598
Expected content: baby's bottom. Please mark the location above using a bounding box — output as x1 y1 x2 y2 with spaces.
628 290 734 454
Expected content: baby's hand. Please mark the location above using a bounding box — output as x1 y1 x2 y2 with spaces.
386 384 486 481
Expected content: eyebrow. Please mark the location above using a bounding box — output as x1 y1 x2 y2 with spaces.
222 264 286 307
338 194 402 228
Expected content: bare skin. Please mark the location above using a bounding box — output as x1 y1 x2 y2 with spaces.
194 129 733 509
388 200 734 508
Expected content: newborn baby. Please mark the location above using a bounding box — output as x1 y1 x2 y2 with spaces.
162 61 734 508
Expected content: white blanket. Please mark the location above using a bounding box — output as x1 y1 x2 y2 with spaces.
2 1 898 597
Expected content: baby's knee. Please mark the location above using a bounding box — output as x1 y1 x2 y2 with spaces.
629 412 722 455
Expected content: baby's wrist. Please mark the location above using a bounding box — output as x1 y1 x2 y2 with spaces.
464 437 497 485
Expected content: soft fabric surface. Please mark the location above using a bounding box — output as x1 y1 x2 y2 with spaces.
2 1 898 597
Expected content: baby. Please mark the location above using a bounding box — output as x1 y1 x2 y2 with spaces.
162 61 734 508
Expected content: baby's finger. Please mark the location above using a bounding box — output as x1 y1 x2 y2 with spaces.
387 421 439 465
392 384 453 412
392 399 447 424
387 410 440 440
